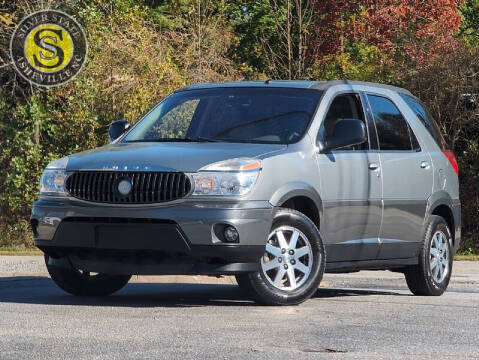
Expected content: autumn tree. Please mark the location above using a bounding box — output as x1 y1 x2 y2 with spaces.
311 0 465 74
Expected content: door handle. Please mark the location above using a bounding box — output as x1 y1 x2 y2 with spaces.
368 163 379 170
420 161 430 169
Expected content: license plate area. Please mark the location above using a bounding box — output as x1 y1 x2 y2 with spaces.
52 220 191 253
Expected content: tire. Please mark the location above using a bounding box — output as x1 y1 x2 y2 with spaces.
404 215 453 296
236 208 326 305
45 255 131 296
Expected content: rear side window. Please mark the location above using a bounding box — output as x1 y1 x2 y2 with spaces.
400 93 445 149
367 95 414 151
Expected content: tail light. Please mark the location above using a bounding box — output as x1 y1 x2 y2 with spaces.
442 150 459 176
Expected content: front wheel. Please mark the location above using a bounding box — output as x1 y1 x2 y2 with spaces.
404 215 453 296
236 208 325 305
45 255 131 296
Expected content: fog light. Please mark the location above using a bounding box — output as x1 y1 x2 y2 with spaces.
224 226 239 242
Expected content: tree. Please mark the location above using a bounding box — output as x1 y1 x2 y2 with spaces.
311 0 465 67
459 0 479 46
227 0 315 79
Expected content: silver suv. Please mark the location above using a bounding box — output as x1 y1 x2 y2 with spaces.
31 80 461 305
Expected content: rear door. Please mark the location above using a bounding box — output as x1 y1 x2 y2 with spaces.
365 94 433 259
317 92 382 262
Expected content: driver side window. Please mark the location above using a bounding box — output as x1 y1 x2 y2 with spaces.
322 94 368 150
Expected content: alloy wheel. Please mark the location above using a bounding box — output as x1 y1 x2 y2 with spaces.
261 226 313 291
429 230 450 284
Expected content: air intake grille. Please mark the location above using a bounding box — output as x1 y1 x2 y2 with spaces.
65 171 191 204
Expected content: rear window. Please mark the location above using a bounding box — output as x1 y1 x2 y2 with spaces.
400 93 446 149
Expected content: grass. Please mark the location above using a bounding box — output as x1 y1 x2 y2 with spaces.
0 246 42 256
454 253 479 261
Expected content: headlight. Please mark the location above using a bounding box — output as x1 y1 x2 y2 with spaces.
191 158 261 196
40 157 69 196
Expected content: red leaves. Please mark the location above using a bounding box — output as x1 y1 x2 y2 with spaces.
310 0 465 66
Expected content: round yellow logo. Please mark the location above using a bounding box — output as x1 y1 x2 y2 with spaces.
24 24 74 73
10 10 87 87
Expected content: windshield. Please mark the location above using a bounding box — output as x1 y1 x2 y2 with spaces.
123 87 323 144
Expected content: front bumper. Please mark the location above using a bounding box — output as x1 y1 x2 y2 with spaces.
31 198 274 275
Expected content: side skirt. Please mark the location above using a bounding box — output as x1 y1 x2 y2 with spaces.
325 257 418 273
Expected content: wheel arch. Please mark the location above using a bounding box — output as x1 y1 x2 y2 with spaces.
269 182 322 228
427 191 456 246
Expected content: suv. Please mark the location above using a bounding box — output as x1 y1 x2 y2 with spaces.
31 80 461 305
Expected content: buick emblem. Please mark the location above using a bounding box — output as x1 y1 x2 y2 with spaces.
117 179 132 196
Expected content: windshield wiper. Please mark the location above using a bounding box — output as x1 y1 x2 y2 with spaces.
126 137 224 143
127 138 190 143
184 136 224 142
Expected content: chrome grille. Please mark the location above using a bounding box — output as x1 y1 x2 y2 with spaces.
65 171 191 203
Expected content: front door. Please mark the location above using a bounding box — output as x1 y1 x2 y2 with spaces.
365 94 433 259
317 92 383 262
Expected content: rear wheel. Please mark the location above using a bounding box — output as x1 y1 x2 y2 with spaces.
45 255 131 296
236 208 325 305
404 215 453 296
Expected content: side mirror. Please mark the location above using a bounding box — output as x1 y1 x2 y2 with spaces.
108 119 131 142
318 119 367 153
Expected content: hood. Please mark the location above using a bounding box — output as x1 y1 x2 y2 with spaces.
66 142 286 172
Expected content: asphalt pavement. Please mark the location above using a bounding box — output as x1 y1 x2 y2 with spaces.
0 256 478 359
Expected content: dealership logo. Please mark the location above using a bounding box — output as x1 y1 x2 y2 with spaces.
10 9 87 87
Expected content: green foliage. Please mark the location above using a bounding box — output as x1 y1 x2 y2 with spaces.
1 95 47 214
311 42 398 84
460 0 479 46
227 1 288 77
